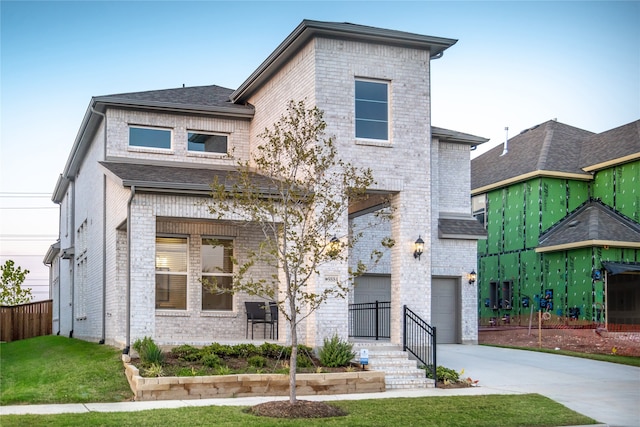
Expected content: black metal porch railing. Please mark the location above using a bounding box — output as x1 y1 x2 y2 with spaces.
348 301 390 340
403 305 437 385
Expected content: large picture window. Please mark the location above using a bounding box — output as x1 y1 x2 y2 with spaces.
130 126 171 149
155 237 187 310
201 238 233 311
355 79 388 140
188 132 228 154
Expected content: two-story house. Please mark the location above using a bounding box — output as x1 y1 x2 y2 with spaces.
45 20 487 352
472 119 640 330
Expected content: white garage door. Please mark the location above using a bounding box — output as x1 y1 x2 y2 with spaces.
431 278 459 344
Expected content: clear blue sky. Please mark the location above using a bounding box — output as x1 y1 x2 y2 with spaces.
1 1 639 300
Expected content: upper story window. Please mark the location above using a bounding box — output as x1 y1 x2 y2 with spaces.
129 126 172 150
188 132 228 154
355 79 388 141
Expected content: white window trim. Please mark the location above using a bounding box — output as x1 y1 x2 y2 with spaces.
128 124 174 152
355 78 391 143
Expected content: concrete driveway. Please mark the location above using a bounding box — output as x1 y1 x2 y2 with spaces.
438 344 640 427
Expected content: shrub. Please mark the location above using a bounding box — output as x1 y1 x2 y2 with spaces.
171 345 201 362
132 337 164 367
143 362 164 377
248 355 267 368
319 334 355 367
201 353 221 368
424 365 461 383
259 342 284 359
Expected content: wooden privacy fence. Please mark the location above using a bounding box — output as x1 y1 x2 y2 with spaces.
0 300 52 342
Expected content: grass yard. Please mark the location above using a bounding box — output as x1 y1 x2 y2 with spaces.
483 344 640 367
0 394 597 426
0 335 132 404
0 336 600 426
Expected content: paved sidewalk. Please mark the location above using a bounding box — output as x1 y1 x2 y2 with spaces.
2 345 637 426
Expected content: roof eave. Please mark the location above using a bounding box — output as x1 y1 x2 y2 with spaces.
432 126 489 145
535 240 640 253
471 170 594 196
581 152 640 172
231 20 457 103
94 97 255 119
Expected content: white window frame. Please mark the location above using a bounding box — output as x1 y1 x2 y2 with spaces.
355 78 390 142
128 125 173 151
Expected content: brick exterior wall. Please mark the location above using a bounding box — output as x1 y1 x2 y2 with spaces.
52 25 480 349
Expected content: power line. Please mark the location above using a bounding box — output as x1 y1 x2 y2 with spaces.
0 207 57 210
0 191 51 199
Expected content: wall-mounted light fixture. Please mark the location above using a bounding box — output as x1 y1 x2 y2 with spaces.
328 235 340 257
468 270 477 285
413 236 424 260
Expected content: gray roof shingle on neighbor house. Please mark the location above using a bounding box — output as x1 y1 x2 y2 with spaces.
579 119 640 171
438 217 488 239
537 200 640 252
94 85 254 117
99 162 277 194
471 120 594 192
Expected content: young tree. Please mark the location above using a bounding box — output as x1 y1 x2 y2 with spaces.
0 260 33 306
206 100 392 404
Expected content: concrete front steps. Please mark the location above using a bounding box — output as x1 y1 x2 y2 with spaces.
351 342 435 389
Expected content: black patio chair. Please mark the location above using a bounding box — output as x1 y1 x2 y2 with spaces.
245 301 278 340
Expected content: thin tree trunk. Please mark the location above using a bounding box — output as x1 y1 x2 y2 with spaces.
289 304 298 404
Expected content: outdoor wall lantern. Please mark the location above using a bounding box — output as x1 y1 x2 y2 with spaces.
413 236 424 260
468 270 477 285
328 235 340 257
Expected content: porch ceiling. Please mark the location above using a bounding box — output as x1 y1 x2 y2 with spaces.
349 193 391 218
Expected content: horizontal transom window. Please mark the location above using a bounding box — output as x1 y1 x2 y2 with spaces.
129 126 172 149
188 132 228 154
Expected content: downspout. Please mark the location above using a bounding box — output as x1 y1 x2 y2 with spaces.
70 182 75 338
91 105 107 345
124 185 136 355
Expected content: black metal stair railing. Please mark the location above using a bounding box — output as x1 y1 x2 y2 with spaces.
403 305 437 386
348 301 390 340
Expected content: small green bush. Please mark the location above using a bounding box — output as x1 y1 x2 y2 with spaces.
143 362 164 377
424 365 461 383
201 353 221 368
319 334 355 367
248 355 267 368
132 337 164 367
171 345 201 362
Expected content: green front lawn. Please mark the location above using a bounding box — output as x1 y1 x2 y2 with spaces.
1 394 597 426
1 336 600 426
0 335 132 404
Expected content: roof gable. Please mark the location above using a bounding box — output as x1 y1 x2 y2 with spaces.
231 19 457 103
536 200 640 253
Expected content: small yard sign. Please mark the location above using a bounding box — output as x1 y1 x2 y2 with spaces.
360 348 369 366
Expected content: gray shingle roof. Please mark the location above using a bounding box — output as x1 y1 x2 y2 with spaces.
537 200 640 252
438 218 488 240
579 120 640 171
471 120 594 192
95 85 254 116
99 162 277 194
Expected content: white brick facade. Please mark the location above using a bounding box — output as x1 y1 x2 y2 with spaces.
50 21 481 350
